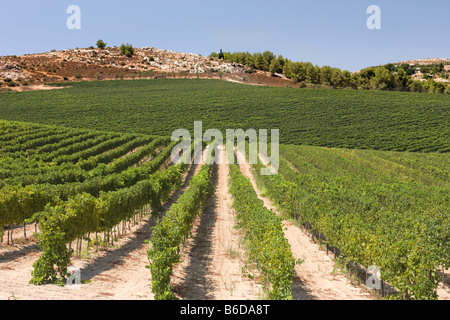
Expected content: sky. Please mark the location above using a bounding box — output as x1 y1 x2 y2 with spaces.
0 0 449 71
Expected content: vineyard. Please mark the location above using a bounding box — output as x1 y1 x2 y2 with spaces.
0 78 449 301
0 120 182 282
250 144 449 299
0 79 448 152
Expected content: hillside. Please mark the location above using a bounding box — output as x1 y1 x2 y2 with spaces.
0 47 294 92
381 58 450 83
2 46 449 93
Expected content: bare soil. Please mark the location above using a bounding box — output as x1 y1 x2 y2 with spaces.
171 145 262 300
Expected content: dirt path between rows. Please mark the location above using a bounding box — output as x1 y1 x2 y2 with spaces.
235 151 373 300
172 145 262 300
0 151 205 300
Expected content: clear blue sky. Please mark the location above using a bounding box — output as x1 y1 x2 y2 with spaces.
1 0 449 71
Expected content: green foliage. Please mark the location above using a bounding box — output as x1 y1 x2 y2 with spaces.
0 119 205 285
0 121 177 261
251 144 450 300
228 164 295 300
30 193 98 285
120 43 134 57
147 159 214 300
210 51 449 94
96 40 107 49
28 160 187 285
0 184 60 235
0 80 448 152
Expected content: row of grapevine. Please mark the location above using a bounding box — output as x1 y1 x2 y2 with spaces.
147 150 214 300
227 163 296 300
0 127 67 150
0 131 80 155
36 134 118 162
77 135 156 171
0 136 164 187
0 128 45 142
0 184 59 235
0 131 99 168
51 134 135 164
103 136 170 174
0 120 43 136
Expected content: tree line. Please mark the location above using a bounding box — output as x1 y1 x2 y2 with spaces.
210 51 450 94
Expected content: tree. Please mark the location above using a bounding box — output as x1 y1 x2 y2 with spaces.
319 66 333 86
253 53 265 70
269 55 285 75
269 59 281 75
357 67 376 89
330 68 343 88
341 70 352 88
290 62 307 83
399 63 410 71
445 85 450 94
385 63 395 72
409 81 423 93
96 40 107 49
120 43 134 57
369 67 392 90
262 51 276 72
306 64 319 84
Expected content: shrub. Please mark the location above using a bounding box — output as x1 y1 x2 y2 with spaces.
445 85 450 94
120 43 134 57
96 40 107 50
